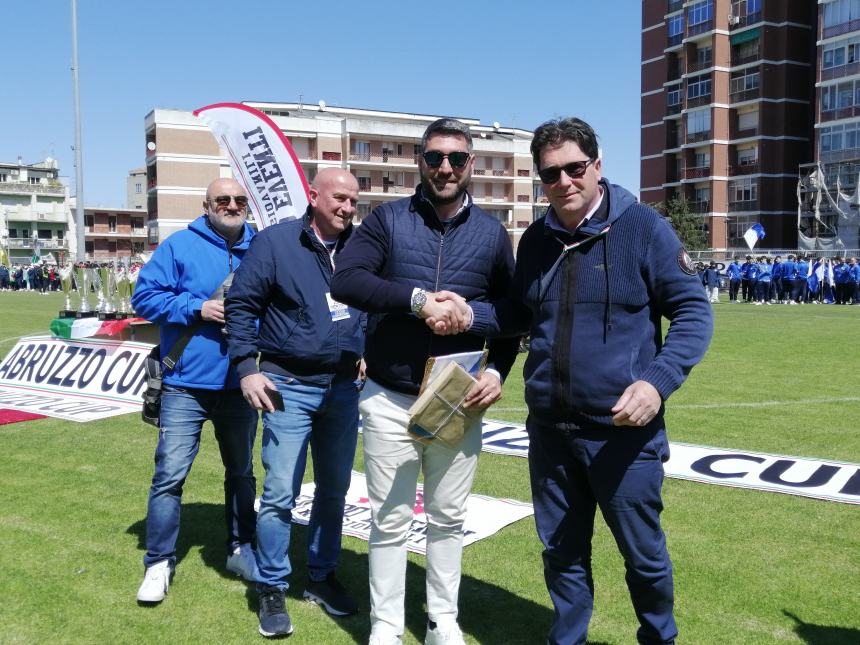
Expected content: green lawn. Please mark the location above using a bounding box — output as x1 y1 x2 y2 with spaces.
0 291 858 644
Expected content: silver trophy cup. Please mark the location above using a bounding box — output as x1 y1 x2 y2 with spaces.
59 264 75 317
75 267 95 316
98 266 117 319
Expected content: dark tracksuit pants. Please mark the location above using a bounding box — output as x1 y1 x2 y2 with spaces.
728 279 740 301
527 420 676 645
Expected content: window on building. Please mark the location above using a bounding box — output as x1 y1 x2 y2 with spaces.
688 0 713 26
84 215 94 229
108 216 117 232
57 229 64 240
135 182 142 194
824 0 860 28
38 229 51 239
694 186 710 203
353 140 370 158
85 241 94 254
693 150 710 168
687 74 712 99
686 108 711 134
108 241 117 253
8 228 17 239
668 14 684 38
696 46 713 66
29 176 41 184
730 71 759 94
667 85 682 106
132 218 143 230
0 173 7 182
738 146 757 165
357 176 371 191
735 39 759 61
730 178 758 202
737 109 758 131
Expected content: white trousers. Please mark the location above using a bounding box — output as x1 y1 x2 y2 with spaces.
360 378 482 637
709 286 719 303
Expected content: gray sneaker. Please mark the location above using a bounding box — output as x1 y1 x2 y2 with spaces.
226 543 258 582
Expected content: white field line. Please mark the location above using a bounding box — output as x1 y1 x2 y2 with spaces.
492 396 860 414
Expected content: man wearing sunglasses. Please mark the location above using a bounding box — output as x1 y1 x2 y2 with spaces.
225 168 366 637
440 117 712 644
330 118 519 645
133 178 259 604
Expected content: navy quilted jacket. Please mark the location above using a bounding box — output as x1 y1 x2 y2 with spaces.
331 187 519 394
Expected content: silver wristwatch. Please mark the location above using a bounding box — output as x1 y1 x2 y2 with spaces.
411 288 428 315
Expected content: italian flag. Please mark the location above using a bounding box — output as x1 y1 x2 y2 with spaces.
49 317 141 340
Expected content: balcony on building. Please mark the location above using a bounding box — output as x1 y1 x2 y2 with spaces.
0 181 65 196
820 105 860 123
729 160 759 176
666 0 683 14
686 19 714 38
667 53 682 82
728 198 758 212
687 55 713 74
684 165 711 179
666 127 681 150
730 30 760 67
822 17 860 40
729 72 760 103
686 130 711 144
686 93 712 109
821 59 860 82
689 200 711 213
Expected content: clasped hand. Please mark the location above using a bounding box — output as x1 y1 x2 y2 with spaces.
421 290 469 335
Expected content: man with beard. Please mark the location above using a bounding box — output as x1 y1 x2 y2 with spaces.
133 178 259 603
330 118 519 645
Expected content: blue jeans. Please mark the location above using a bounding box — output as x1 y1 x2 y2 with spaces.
256 373 359 590
527 419 676 645
143 385 258 568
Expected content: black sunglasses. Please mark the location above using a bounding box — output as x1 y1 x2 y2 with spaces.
211 195 249 208
538 158 595 184
422 150 471 169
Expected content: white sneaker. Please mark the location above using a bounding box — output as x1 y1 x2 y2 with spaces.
137 560 173 603
425 620 466 645
225 543 258 582
369 629 403 645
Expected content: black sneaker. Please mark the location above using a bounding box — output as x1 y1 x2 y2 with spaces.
303 572 358 616
258 586 293 637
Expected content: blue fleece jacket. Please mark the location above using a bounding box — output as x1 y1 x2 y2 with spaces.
470 180 712 429
224 212 365 385
131 215 254 390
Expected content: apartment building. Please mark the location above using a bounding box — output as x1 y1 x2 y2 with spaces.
143 103 537 248
83 206 147 260
0 158 72 264
797 0 860 251
127 167 146 210
641 0 815 249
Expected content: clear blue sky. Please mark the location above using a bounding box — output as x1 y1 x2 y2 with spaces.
4 1 642 208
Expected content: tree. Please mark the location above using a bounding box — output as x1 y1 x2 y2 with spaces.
651 195 708 251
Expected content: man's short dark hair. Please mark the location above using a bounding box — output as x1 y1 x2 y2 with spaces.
531 117 599 168
421 118 472 153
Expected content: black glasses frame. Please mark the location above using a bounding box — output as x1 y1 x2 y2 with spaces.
538 158 595 184
211 195 249 208
422 150 471 169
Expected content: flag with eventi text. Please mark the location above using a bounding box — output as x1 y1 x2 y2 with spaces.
743 223 766 250
193 103 310 229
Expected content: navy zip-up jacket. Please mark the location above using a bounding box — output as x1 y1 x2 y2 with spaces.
330 187 519 394
225 212 364 385
470 180 712 430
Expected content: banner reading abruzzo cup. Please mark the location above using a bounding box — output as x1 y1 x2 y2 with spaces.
193 102 310 229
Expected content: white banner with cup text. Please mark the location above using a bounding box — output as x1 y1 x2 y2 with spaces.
0 335 150 422
478 420 860 505
290 470 534 554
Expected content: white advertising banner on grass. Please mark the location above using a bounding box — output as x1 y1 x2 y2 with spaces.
194 102 310 229
291 471 534 554
477 420 860 505
0 335 150 422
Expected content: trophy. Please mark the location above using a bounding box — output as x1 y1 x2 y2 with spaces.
59 264 76 318
75 266 95 317
128 265 139 315
98 265 118 320
115 266 132 319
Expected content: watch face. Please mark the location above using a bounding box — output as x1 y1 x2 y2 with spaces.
412 290 427 313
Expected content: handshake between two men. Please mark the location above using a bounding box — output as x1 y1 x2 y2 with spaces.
416 290 501 410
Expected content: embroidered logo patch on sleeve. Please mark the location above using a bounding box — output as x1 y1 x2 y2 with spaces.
678 248 698 275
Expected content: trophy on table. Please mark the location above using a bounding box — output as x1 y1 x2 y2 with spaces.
75 266 96 317
58 264 76 318
97 265 118 320
115 265 133 319
127 265 139 315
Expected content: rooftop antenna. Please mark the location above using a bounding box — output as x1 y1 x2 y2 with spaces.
298 93 303 113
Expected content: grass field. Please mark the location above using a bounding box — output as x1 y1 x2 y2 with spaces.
0 291 858 644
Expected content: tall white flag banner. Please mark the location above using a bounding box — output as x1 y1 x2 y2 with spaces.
193 103 310 229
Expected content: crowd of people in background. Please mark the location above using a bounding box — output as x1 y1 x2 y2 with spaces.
702 254 860 305
0 263 60 293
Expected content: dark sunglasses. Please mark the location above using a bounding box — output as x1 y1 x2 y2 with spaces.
211 195 249 208
422 150 471 169
538 158 595 184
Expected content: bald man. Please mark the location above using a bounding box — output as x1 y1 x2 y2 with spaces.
226 168 365 637
133 178 259 604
